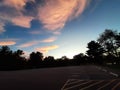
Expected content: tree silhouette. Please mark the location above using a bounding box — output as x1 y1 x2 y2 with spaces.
44 56 55 67
28 51 43 68
73 53 86 65
0 46 12 66
0 46 27 70
97 29 119 57
86 41 104 64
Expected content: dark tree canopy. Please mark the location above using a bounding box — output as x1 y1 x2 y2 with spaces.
87 41 104 58
29 51 43 67
97 29 120 57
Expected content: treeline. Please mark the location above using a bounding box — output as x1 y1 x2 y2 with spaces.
0 29 120 70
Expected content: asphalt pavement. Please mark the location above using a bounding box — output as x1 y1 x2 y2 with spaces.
0 65 119 90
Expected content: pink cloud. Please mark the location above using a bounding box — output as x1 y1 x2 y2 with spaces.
0 41 16 46
35 45 59 53
3 0 35 10
11 15 34 28
18 37 57 48
41 37 57 43
0 0 35 31
18 40 40 48
38 0 89 31
53 31 61 35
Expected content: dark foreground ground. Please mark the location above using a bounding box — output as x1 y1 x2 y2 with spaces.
0 65 119 90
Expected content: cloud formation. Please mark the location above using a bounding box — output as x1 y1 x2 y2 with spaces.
38 0 89 30
0 41 16 46
41 37 57 43
18 37 57 48
0 0 35 33
2 0 35 10
35 45 59 53
0 0 91 34
12 15 34 28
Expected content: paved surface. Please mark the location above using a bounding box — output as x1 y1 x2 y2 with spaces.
61 79 120 90
0 65 119 90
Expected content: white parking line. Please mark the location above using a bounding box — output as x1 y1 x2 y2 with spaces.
109 72 118 77
61 80 70 90
97 79 116 90
63 80 93 90
80 80 104 90
112 82 120 90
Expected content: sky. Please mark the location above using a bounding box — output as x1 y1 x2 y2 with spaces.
0 0 120 59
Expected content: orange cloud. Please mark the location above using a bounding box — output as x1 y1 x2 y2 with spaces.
38 0 89 30
3 0 35 10
0 41 16 46
11 15 34 28
35 45 59 53
18 37 57 48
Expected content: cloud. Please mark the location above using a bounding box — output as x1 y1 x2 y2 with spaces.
18 37 57 48
38 0 89 31
35 45 59 53
53 31 61 35
0 0 35 33
2 0 35 10
41 37 57 43
11 15 34 28
0 41 16 46
0 23 6 34
18 40 40 48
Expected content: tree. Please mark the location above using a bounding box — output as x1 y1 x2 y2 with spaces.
97 29 119 57
0 46 27 70
86 41 104 64
73 53 85 65
29 51 43 67
0 46 12 66
44 56 55 67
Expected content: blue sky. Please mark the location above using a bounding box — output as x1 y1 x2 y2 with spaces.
0 0 120 58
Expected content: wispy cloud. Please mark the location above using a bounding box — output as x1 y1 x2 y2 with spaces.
18 37 57 48
38 0 89 31
53 31 61 35
0 41 16 46
35 45 59 53
0 23 6 34
18 40 40 48
0 38 19 46
41 37 57 43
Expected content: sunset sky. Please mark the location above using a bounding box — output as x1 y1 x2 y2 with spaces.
0 0 120 58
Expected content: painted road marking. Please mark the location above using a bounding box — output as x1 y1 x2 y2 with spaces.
80 80 104 90
62 80 93 90
61 80 71 90
112 82 120 90
109 72 119 77
95 66 119 77
97 79 116 90
61 79 120 90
